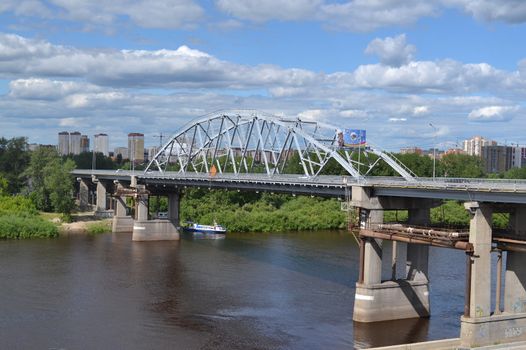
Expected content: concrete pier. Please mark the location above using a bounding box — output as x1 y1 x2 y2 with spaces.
112 195 133 233
353 186 433 323
79 178 90 211
132 193 179 241
460 202 526 348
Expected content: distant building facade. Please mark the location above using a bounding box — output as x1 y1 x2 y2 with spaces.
147 147 159 162
482 146 514 173
463 136 497 156
94 133 109 156
444 148 465 156
114 147 129 160
58 131 69 155
400 147 423 155
69 132 81 155
80 135 90 153
128 133 145 163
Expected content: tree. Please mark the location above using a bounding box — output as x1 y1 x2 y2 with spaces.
503 167 526 179
439 154 485 178
69 152 115 170
26 147 76 215
0 137 30 194
0 174 8 196
45 158 76 217
395 153 434 177
26 147 56 211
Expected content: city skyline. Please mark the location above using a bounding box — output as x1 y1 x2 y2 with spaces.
1 2 526 150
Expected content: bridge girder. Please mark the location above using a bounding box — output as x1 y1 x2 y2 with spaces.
145 110 417 182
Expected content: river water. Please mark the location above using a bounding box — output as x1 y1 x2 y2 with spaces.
0 231 467 349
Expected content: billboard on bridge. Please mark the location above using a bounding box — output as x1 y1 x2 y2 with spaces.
337 129 366 148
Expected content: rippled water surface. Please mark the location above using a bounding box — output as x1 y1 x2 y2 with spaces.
0 231 467 349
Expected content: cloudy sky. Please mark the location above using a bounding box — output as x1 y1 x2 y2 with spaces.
1 0 526 150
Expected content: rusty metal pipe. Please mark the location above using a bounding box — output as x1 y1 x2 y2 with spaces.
378 224 468 238
495 243 526 253
493 237 526 245
360 229 473 251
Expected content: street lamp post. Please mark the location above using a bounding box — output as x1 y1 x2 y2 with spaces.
429 123 437 180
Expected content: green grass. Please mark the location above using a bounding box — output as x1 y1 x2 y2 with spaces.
86 221 112 235
0 215 59 239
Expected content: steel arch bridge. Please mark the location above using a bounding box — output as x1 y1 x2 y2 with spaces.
145 110 417 182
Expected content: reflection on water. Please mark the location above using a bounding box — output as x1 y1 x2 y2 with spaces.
0 231 465 349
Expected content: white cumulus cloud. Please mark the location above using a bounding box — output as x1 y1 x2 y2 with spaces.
365 34 416 67
0 0 204 29
467 105 520 122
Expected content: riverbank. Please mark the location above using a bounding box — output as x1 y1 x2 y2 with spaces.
55 212 112 236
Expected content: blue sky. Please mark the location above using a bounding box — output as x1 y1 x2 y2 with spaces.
1 0 526 150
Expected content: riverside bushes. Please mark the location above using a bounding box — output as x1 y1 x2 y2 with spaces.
86 221 112 235
0 195 58 239
181 189 347 232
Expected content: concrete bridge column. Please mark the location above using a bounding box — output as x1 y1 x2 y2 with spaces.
112 195 133 233
95 181 114 218
361 209 384 285
132 190 180 241
96 181 107 211
504 205 526 315
406 208 430 283
79 178 90 211
136 194 148 221
168 191 181 227
460 202 494 347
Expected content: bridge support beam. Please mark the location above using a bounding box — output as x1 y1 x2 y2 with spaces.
132 192 180 241
79 178 90 211
460 201 505 348
504 205 526 314
95 181 113 218
112 195 133 233
168 192 181 227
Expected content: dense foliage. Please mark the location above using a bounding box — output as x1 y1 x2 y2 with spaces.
0 195 58 239
25 147 76 218
384 200 508 229
177 189 347 232
0 137 30 194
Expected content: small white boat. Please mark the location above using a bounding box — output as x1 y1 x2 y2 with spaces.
183 221 227 234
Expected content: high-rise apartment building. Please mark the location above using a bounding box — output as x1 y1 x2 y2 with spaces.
94 133 109 156
463 136 497 156
58 131 69 155
69 131 82 155
80 135 90 153
128 133 145 163
481 145 522 173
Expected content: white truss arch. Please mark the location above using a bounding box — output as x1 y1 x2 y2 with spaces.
145 110 417 181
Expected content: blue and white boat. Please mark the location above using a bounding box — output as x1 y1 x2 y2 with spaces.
183 221 227 234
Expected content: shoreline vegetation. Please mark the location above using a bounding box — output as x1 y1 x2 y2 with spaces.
0 184 511 240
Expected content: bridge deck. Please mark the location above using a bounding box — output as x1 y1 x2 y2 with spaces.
73 169 526 204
